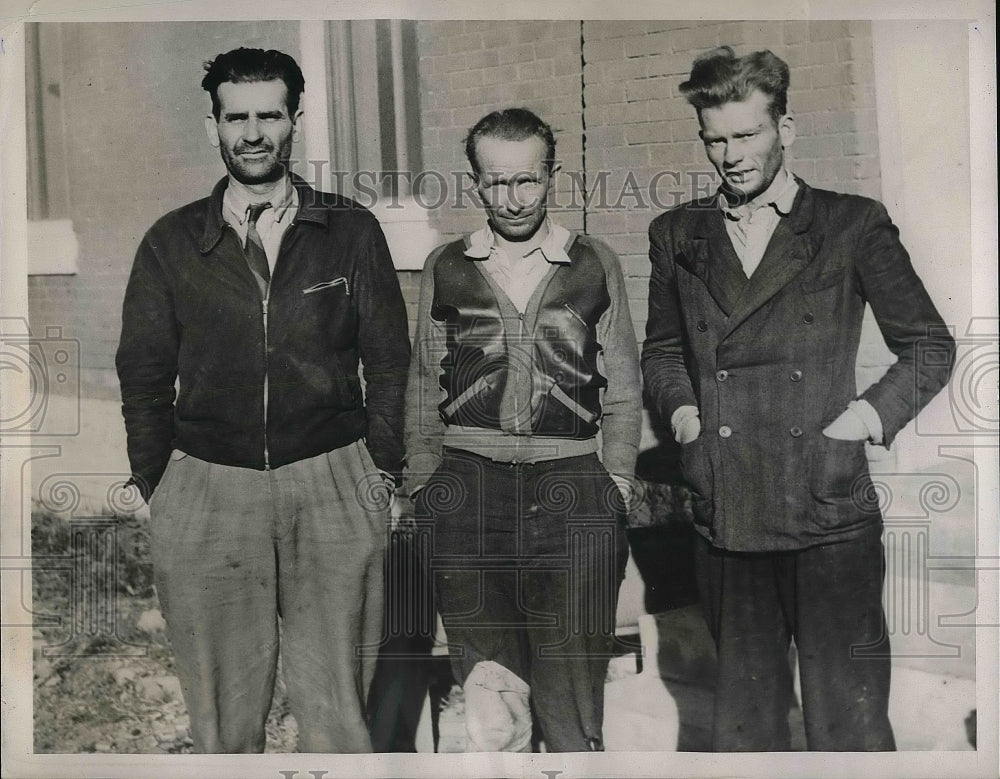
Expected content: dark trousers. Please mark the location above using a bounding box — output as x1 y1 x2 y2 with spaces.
367 529 436 752
695 526 896 751
422 448 629 752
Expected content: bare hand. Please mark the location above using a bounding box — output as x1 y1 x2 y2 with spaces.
675 414 702 445
822 408 869 440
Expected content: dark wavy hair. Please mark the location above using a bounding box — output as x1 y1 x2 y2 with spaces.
464 108 557 175
680 46 790 122
201 48 305 120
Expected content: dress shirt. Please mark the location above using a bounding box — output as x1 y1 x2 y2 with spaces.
464 220 572 312
222 175 298 273
720 167 798 278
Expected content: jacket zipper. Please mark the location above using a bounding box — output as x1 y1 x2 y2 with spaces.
261 224 295 469
513 312 526 436
262 294 270 469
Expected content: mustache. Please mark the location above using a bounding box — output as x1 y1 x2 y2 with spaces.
234 142 275 154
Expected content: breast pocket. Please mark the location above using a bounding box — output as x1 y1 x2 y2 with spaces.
798 268 847 329
302 277 350 297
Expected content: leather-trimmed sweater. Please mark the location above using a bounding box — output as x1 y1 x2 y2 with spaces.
403 229 641 494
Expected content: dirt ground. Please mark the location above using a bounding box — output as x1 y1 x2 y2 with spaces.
30 480 688 754
31 508 300 754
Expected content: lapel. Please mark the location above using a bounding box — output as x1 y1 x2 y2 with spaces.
722 181 823 337
676 198 749 317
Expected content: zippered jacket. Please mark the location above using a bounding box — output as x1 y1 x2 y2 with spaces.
116 176 410 501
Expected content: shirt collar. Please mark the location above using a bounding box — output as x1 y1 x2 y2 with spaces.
464 219 573 265
719 167 798 220
223 175 298 226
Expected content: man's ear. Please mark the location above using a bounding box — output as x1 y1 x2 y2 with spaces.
292 108 304 142
778 113 796 150
205 115 221 149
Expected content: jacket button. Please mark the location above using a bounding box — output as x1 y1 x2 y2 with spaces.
790 426 803 437
719 425 732 438
790 370 803 382
716 369 728 382
803 312 815 324
696 320 708 332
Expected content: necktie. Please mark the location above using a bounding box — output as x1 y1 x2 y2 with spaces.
245 202 272 284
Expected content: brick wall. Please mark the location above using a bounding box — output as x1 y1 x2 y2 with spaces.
415 20 585 238
28 20 880 400
28 21 302 398
579 20 880 341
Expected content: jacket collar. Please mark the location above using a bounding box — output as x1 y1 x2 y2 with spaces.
677 177 821 323
200 173 329 254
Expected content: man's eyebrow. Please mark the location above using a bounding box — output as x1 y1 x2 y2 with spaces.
222 111 249 120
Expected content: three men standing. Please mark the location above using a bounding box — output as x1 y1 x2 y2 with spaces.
404 108 642 751
641 47 955 750
117 48 410 752
117 40 956 756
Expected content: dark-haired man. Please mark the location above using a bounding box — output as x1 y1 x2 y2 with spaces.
642 46 955 750
116 47 410 752
404 108 642 752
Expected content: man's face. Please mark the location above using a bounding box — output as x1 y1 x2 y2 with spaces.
472 135 553 244
698 88 795 203
205 79 300 187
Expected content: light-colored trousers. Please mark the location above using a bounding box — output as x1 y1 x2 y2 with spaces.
149 442 387 753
